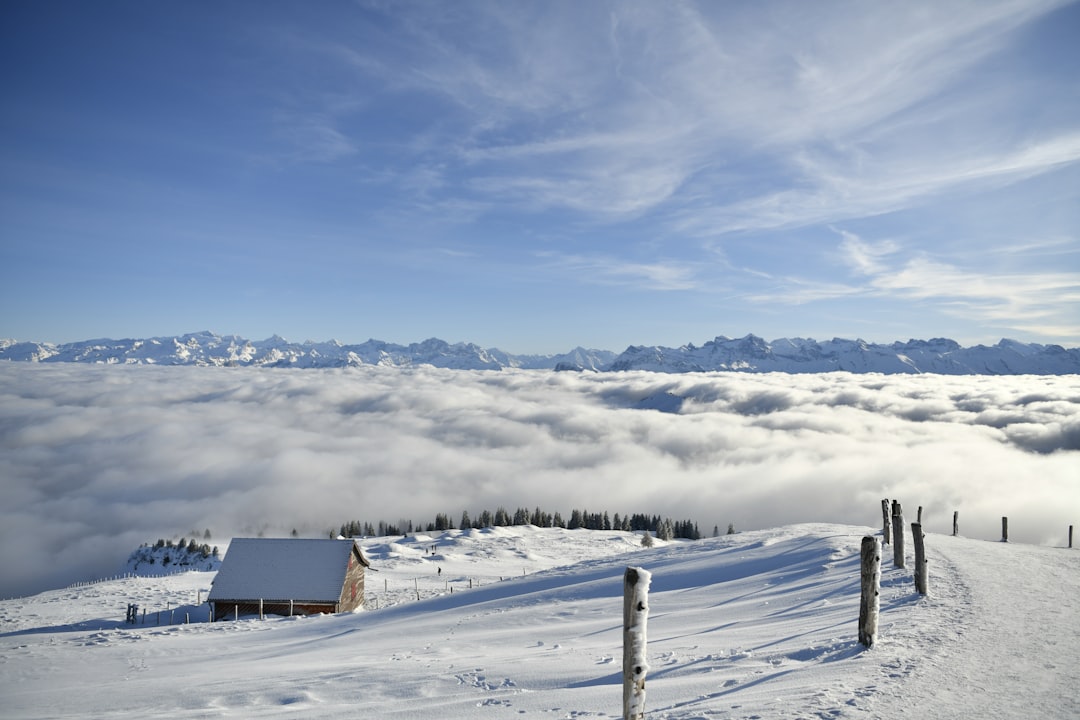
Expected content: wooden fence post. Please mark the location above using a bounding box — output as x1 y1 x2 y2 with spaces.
891 501 905 568
881 499 891 545
1069 525 1073 549
911 523 928 595
623 567 651 720
858 536 881 648
1002 517 1009 543
953 511 959 537
259 599 264 620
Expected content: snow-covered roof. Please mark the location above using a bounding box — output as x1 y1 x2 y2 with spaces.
208 538 367 604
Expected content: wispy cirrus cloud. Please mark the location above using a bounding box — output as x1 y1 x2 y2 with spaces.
743 227 1080 342
535 252 702 291
256 0 1079 251
835 232 1080 337
838 231 900 276
379 1 1072 219
675 132 1080 237
873 257 1080 328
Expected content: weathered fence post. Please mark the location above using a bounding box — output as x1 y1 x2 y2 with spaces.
235 604 239 621
623 567 651 720
911 523 928 596
953 511 959 537
881 499 891 545
858 536 881 648
259 599 264 620
1001 517 1009 543
891 501 905 568
289 599 294 617
1070 525 1074 549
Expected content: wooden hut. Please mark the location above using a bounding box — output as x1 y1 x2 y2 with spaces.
208 538 369 619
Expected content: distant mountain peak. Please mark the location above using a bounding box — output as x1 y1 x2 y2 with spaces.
0 332 1076 375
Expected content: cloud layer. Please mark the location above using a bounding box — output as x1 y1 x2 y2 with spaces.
2 364 1077 598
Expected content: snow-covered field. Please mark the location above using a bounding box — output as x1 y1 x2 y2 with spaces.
2 524 1076 719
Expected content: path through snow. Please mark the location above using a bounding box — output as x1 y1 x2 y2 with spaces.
869 534 1080 718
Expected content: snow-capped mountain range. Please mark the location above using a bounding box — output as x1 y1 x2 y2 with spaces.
1 331 1078 374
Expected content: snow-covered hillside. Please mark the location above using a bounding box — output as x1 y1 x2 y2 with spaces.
2 331 1078 374
1 524 1076 718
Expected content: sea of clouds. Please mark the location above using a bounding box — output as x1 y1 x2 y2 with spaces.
1 363 1077 598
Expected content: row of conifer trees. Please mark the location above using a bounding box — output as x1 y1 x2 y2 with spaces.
334 507 716 541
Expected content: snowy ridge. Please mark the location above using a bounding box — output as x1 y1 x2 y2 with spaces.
0 332 614 371
607 334 1080 375
2 331 1079 374
1 524 1076 718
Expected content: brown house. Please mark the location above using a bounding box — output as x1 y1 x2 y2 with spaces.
208 538 370 619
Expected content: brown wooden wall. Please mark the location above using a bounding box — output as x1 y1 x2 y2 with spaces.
338 546 367 612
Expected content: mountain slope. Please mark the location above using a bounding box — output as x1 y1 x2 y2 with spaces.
2 331 1078 374
0 524 1076 718
608 334 1080 374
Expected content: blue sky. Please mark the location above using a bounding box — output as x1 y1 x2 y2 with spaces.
2 0 1078 353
